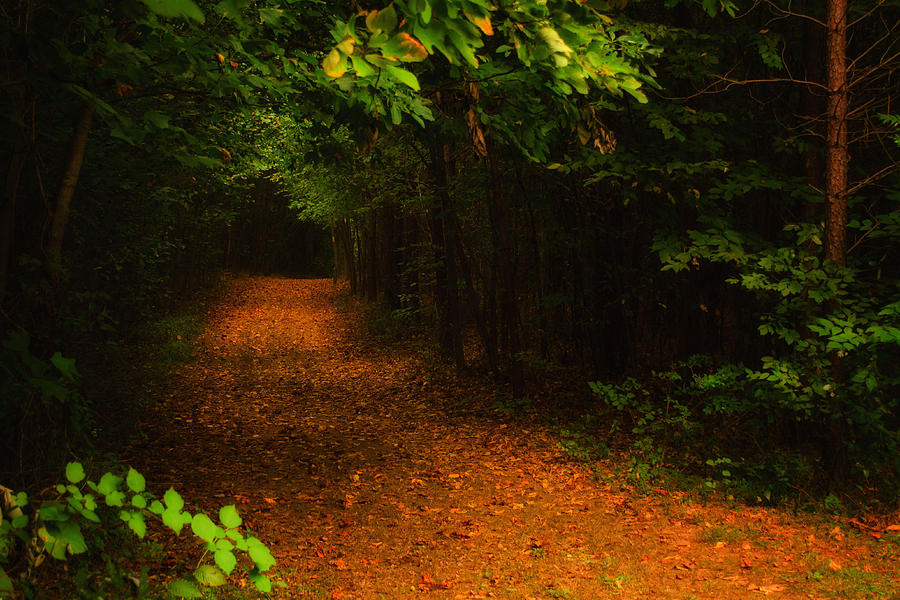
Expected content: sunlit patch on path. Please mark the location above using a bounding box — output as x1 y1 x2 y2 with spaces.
133 276 899 600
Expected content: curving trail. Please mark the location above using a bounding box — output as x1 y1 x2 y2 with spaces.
132 276 897 600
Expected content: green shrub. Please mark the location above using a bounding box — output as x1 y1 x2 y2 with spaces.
0 463 279 598
0 333 91 484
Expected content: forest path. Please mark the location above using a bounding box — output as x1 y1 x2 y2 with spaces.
133 276 896 600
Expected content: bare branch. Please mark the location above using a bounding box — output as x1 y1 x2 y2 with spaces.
847 19 900 73
846 163 900 196
848 0 886 28
756 0 825 27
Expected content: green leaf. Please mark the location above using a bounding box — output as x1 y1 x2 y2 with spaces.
250 573 272 593
385 66 420 90
366 3 398 33
216 538 234 551
247 538 276 571
164 488 184 512
194 564 226 587
97 473 122 496
215 549 237 574
191 513 218 542
65 463 85 484
538 27 572 56
128 512 147 538
351 55 376 77
105 491 126 507
381 33 428 62
126 468 146 493
143 110 171 130
11 514 28 528
162 508 185 534
258 8 284 25
0 566 12 592
50 353 79 381
55 521 87 554
168 578 202 598
219 505 241 529
79 509 100 523
149 500 164 514
140 0 205 22
132 494 147 509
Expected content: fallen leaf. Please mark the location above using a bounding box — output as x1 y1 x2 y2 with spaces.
330 558 348 570
827 560 841 571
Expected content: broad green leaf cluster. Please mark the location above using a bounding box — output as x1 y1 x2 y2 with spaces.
0 463 278 597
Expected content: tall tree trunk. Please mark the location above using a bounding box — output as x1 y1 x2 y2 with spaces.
487 141 523 396
824 0 848 266
823 0 849 486
366 208 378 300
1 140 25 298
45 101 94 283
428 141 464 369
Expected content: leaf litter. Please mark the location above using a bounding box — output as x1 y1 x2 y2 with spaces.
130 276 900 599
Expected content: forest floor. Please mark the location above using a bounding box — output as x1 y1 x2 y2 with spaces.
127 276 899 600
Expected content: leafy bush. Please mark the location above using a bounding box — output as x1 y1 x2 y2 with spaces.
0 334 91 484
0 463 278 598
652 218 900 494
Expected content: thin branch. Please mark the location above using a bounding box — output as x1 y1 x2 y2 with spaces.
757 0 825 27
849 49 900 87
846 163 900 196
717 76 829 92
847 20 900 72
847 219 879 255
848 0 886 28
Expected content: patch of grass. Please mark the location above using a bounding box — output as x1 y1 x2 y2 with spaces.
493 396 533 415
546 587 575 599
150 313 201 364
530 546 547 559
698 524 750 545
804 553 894 599
602 573 628 590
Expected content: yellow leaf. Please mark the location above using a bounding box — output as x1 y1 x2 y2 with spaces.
336 37 355 56
322 48 346 78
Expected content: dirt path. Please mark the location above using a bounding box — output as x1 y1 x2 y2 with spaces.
132 276 899 600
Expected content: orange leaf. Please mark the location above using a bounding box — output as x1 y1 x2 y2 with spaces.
330 558 348 570
827 560 841 571
464 10 493 35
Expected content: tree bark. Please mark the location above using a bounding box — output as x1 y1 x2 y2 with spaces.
487 141 523 396
824 0 848 266
46 101 94 282
428 141 465 370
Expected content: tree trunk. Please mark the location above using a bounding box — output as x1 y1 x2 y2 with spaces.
823 0 848 266
366 208 378 300
823 0 849 486
428 141 464 370
487 141 523 396
46 101 94 283
1 142 25 298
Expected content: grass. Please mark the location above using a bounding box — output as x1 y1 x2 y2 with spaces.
149 312 202 364
698 524 755 545
804 552 894 599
